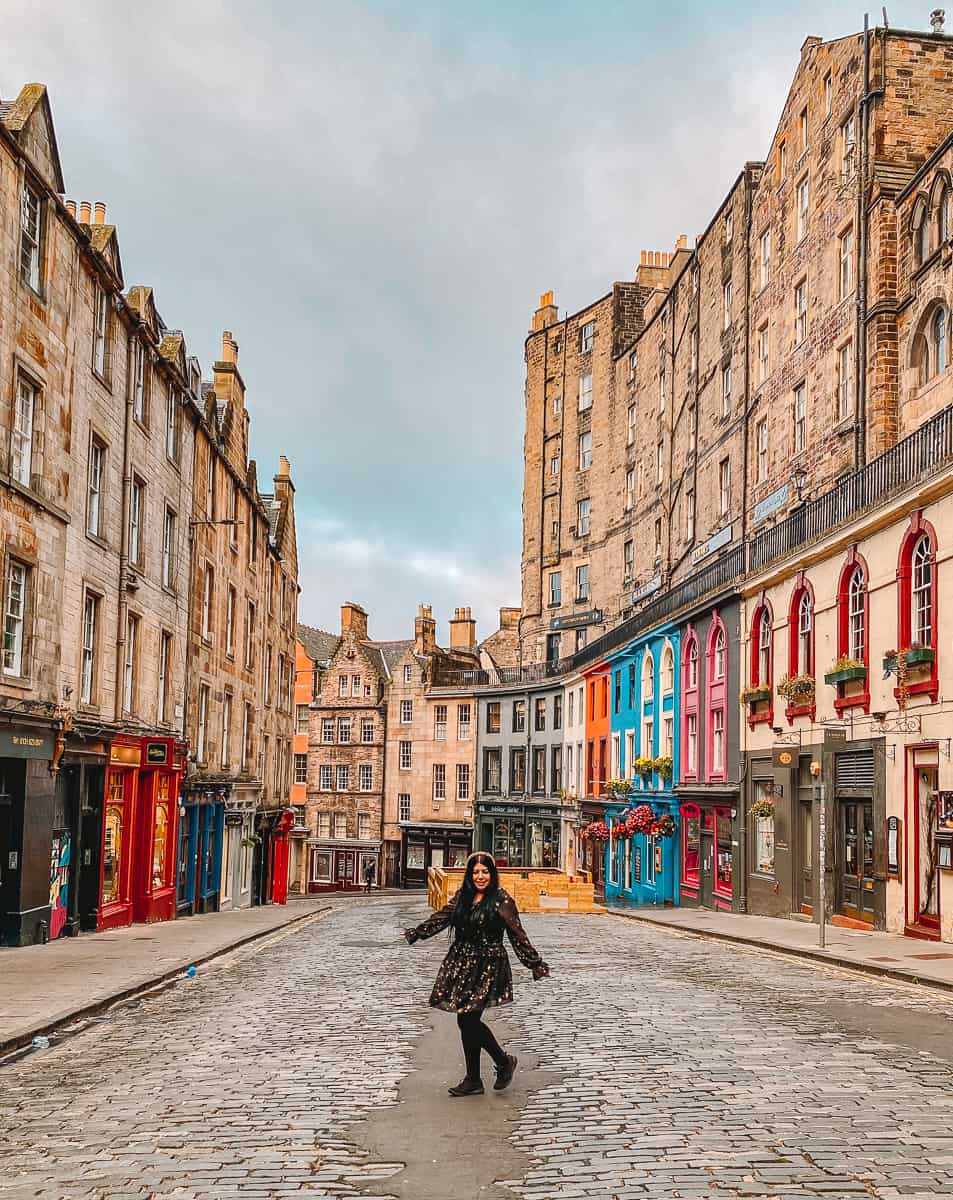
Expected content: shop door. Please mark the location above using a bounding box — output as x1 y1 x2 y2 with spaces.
907 763 940 938
0 782 14 943
699 814 714 908
336 850 356 887
177 805 195 910
838 800 875 923
796 756 814 915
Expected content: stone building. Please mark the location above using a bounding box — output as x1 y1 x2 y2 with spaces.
290 623 337 894
182 333 299 913
383 606 484 887
305 602 397 891
0 82 299 945
0 84 200 943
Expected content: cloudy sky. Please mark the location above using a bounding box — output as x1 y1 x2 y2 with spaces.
1 1 935 642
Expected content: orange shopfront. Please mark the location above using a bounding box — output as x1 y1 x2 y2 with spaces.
98 736 186 931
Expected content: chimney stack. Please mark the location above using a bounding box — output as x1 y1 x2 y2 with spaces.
79 201 91 224
221 330 238 364
414 603 437 655
499 606 521 631
340 601 368 641
93 202 106 225
65 199 76 218
531 290 559 333
449 606 477 652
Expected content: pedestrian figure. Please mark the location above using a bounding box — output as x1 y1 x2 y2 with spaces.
403 851 549 1097
363 860 376 894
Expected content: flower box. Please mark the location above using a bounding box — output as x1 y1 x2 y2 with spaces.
824 664 868 685
883 647 936 673
741 686 771 705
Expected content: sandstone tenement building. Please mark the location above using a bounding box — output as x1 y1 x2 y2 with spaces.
0 82 298 945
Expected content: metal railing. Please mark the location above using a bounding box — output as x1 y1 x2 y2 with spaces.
432 405 953 693
750 404 953 572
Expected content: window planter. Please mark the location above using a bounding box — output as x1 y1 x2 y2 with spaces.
883 646 935 673
740 686 771 705
824 664 868 685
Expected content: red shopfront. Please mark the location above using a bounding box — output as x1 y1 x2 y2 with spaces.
99 736 186 930
678 796 739 912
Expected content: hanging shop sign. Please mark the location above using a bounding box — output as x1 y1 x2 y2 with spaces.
551 609 603 631
0 730 54 759
690 524 733 565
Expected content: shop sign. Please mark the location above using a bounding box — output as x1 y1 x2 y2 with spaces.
551 609 603 631
224 813 245 827
753 483 789 526
481 803 523 816
144 740 170 765
109 743 140 767
772 746 796 770
630 575 662 605
690 524 732 565
0 730 54 759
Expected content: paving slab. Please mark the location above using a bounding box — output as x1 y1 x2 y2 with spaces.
608 902 953 992
0 896 331 1052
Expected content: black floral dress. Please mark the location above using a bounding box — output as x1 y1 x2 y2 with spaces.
405 889 549 1014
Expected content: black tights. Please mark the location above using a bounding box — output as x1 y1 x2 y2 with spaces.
457 1009 506 1081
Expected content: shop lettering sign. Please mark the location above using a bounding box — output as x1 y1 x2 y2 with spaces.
144 741 169 765
753 483 789 526
630 575 662 605
109 744 140 766
224 813 245 827
690 524 732 565
551 609 603 631
0 731 54 759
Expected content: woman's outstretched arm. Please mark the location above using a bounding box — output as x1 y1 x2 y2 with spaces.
404 895 456 943
498 894 550 978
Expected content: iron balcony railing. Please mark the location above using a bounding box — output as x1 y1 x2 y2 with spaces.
750 403 953 572
433 405 953 692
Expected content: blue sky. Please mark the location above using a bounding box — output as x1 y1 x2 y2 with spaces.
0 1 937 642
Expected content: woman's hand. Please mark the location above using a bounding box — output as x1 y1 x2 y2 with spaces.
403 928 418 945
532 963 550 980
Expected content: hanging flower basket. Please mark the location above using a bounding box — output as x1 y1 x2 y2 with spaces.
580 820 610 843
649 815 676 839
749 797 775 819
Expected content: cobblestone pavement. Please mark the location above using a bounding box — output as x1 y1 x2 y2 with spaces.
4 898 953 1199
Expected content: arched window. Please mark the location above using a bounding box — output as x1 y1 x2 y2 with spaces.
713 627 726 679
756 606 772 686
933 308 948 375
642 650 654 701
687 637 698 689
912 534 934 645
787 580 815 682
896 514 939 702
661 643 674 693
848 566 866 662
917 204 931 264
913 331 930 386
938 185 950 245
797 591 812 674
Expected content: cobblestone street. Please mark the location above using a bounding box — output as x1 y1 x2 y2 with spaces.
5 897 953 1199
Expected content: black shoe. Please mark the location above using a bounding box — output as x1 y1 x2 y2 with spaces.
493 1055 518 1091
448 1076 484 1097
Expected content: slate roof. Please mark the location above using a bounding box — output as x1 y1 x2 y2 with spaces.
297 623 339 666
360 639 415 680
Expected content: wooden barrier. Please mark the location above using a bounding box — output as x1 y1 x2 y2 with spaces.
427 866 603 914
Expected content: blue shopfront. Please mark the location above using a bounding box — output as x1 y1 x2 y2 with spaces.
176 786 225 915
603 627 680 907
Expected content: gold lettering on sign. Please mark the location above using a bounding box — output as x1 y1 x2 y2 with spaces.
12 736 43 747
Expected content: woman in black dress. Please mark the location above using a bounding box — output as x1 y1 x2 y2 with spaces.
403 852 550 1097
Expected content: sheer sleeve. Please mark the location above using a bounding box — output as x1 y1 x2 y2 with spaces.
498 893 549 978
404 896 456 944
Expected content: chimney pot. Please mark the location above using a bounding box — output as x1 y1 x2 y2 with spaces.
221 330 238 364
79 201 91 224
65 199 76 218
278 455 291 477
93 202 106 225
931 8 945 32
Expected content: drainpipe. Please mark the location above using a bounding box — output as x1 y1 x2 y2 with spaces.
854 15 872 469
740 169 753 546
113 332 136 723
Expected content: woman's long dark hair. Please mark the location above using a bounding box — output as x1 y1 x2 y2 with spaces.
450 852 501 933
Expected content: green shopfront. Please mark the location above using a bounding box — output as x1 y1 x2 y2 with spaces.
475 800 563 869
